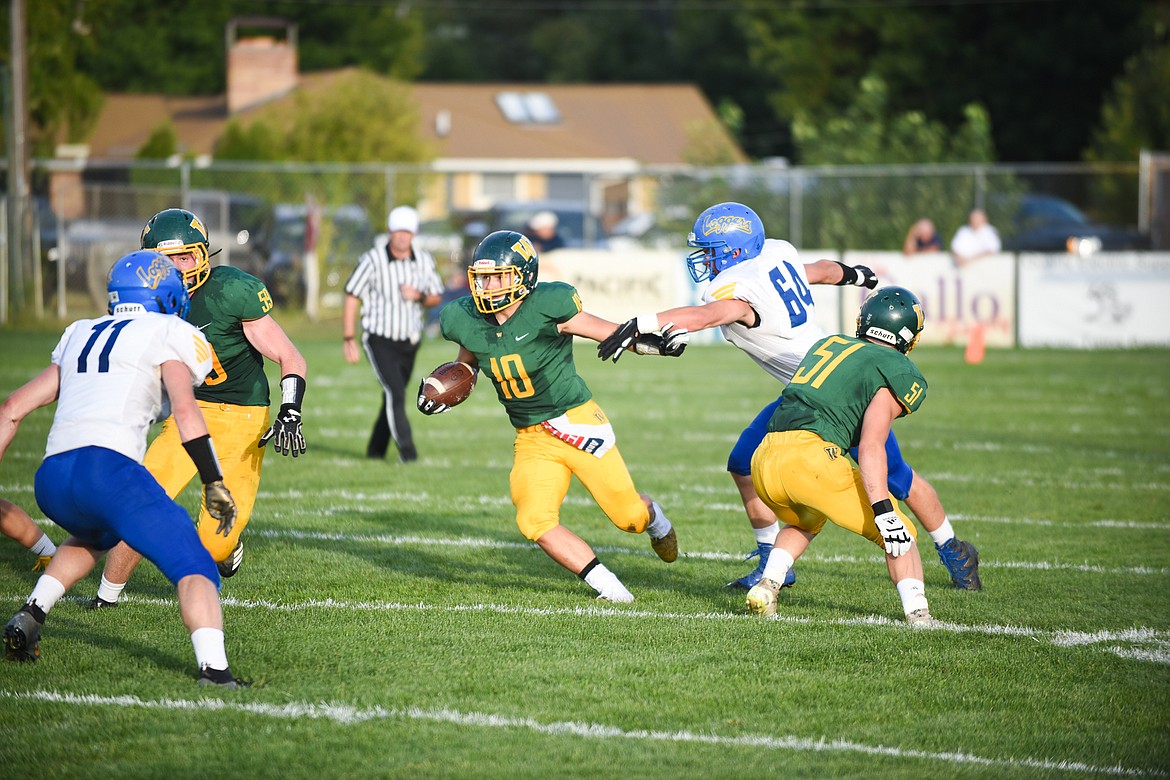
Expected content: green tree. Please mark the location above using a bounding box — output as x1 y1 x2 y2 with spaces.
0 0 103 155
1086 17 1170 162
738 0 1146 162
213 69 433 220
216 69 429 165
792 75 999 250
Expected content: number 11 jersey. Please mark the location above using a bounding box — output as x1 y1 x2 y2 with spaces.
44 310 213 463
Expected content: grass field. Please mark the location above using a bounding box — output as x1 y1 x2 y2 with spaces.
0 319 1168 778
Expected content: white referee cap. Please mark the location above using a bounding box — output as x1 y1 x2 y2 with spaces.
388 205 419 234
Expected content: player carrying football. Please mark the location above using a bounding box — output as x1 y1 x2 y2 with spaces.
87 208 308 608
419 230 685 602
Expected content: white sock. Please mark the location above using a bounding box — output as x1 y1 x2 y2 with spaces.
582 562 634 603
96 575 126 604
30 534 57 557
928 518 956 546
28 575 67 614
754 522 780 546
896 578 929 615
646 500 672 541
760 546 795 584
191 627 229 671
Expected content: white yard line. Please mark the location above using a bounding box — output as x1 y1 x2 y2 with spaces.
251 527 1170 577
12 591 1160 667
0 689 1162 777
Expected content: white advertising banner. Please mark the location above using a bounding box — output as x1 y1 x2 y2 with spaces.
841 251 1017 347
1017 252 1170 347
538 248 688 326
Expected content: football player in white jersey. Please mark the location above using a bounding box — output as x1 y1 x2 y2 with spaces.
1 250 246 687
599 202 980 592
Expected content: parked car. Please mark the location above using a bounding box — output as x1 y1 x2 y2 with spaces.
997 194 1150 255
482 199 605 248
261 203 374 306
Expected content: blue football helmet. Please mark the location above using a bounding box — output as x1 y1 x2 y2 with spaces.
107 250 191 319
685 202 766 283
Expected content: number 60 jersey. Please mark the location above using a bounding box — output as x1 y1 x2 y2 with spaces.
43 310 213 464
702 238 827 385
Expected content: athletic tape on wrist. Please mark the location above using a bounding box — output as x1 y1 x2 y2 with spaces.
280 374 307 409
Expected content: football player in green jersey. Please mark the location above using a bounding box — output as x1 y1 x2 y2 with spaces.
745 286 938 625
421 230 686 603
87 208 308 608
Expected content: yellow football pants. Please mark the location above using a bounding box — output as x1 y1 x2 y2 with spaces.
144 401 269 562
750 430 917 551
511 400 649 542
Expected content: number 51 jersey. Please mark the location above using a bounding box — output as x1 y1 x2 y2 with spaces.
702 238 826 384
44 310 213 464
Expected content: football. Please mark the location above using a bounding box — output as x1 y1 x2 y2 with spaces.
420 361 477 409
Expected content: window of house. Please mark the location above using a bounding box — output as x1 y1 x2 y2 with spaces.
495 92 561 125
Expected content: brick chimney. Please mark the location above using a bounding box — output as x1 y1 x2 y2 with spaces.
226 17 298 114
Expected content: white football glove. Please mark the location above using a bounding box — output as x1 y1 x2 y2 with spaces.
874 509 913 557
631 322 689 357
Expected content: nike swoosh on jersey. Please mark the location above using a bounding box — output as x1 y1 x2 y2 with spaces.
515 333 530 341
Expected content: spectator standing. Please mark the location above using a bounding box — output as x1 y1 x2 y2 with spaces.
343 205 444 463
950 208 1001 266
903 218 942 255
527 210 565 253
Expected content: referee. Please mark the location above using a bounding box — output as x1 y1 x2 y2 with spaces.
342 205 444 463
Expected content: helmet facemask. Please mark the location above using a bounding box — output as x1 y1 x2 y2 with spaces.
469 262 527 314
158 244 211 292
141 209 213 292
686 202 765 283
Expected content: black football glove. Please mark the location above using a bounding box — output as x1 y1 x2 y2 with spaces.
835 262 878 289
259 375 307 456
598 318 638 363
259 406 306 456
416 378 451 415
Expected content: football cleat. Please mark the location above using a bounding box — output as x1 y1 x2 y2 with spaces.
85 596 119 610
4 604 45 662
198 665 248 689
649 527 678 563
935 538 982 591
725 543 798 591
217 541 245 579
906 608 935 627
745 577 783 617
32 555 52 572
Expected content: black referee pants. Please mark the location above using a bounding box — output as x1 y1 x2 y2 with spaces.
361 333 420 462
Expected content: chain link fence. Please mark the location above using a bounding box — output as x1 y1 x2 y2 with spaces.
1 156 1160 322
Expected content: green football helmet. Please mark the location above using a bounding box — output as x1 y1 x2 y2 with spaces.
855 286 925 353
468 230 539 314
140 208 212 292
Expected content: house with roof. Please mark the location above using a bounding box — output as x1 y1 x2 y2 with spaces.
57 18 745 232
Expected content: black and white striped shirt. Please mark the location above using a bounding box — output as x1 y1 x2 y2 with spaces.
345 240 444 341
